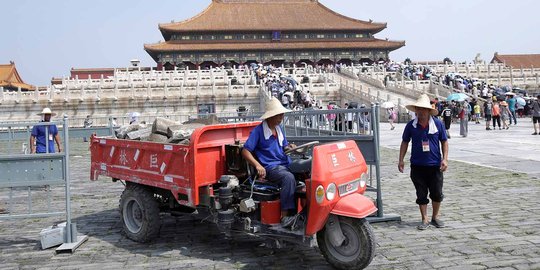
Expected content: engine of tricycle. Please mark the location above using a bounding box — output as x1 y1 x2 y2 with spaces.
212 143 312 234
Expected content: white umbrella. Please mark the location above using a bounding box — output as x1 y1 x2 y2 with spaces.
381 101 395 109
505 92 516 96
516 97 526 106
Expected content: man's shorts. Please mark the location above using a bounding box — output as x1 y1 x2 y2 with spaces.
410 165 444 205
485 115 492 122
534 117 540 124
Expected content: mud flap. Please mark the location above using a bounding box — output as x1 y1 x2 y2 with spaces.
324 214 346 247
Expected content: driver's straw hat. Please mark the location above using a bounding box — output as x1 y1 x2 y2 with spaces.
37 108 56 116
260 97 291 120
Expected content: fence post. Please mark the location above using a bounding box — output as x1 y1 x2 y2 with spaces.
48 86 53 102
64 85 69 102
56 116 89 252
33 86 39 103
164 83 169 99
510 67 514 85
113 83 118 101
324 74 329 94
180 81 184 99
96 84 101 102
130 83 135 100
397 98 402 124
78 84 84 102
243 78 248 97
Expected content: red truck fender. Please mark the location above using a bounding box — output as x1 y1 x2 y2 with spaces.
330 193 377 219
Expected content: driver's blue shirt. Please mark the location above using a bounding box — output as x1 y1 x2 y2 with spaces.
31 123 58 153
244 123 290 170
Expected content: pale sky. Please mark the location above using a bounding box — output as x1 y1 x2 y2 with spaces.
2 0 539 86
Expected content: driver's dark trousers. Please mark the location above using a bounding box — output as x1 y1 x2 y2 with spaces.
266 165 296 211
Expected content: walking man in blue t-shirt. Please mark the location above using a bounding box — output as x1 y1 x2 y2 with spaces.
506 94 517 125
30 108 62 154
398 95 449 230
242 97 297 228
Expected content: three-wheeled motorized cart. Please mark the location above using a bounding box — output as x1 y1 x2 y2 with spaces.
90 122 377 269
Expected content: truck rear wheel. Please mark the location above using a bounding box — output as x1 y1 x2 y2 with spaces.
317 216 375 270
119 184 161 243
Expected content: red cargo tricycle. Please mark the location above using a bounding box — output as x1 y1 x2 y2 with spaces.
90 122 377 269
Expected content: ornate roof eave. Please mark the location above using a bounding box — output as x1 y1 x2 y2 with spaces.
0 62 34 90
144 39 405 54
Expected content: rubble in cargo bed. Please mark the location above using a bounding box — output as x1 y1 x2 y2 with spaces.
114 115 222 144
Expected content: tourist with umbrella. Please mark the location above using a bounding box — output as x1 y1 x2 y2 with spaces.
382 101 397 130
500 101 511 130
447 93 469 102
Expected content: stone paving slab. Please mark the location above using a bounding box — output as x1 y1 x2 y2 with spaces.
1 120 540 269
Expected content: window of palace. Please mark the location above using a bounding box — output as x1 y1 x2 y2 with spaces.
170 32 370 41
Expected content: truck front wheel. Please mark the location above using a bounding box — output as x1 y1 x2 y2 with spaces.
119 184 161 242
317 216 375 270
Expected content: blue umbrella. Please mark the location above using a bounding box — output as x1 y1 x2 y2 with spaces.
447 93 469 102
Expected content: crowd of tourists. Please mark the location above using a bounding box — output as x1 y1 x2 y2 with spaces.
254 64 319 110
425 93 540 138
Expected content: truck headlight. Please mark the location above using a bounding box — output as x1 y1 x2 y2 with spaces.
360 173 368 188
326 183 337 201
315 185 325 204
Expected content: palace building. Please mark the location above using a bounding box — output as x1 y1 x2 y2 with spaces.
0 61 34 91
144 0 405 69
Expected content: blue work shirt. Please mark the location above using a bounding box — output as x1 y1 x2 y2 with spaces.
243 123 291 170
402 117 447 166
31 123 58 153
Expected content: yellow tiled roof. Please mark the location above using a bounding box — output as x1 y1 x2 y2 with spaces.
159 0 387 33
0 62 34 90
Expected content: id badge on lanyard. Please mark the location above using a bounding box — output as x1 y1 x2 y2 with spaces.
422 130 430 152
422 140 430 152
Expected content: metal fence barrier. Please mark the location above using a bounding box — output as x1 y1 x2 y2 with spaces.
282 105 400 223
1 108 399 224
0 116 87 252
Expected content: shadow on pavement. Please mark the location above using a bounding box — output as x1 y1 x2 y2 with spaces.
72 208 331 269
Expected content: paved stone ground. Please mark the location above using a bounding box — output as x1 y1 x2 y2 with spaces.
1 119 540 269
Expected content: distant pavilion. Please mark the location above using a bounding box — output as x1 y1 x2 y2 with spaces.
491 53 540 69
144 0 405 69
0 61 34 91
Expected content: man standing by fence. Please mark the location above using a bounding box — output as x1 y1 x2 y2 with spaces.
398 94 449 230
30 108 62 154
